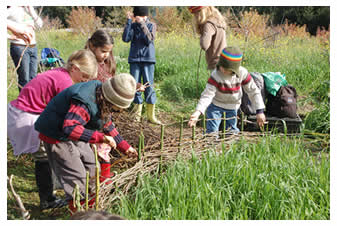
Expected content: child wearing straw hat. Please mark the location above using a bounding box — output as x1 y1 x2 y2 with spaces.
188 46 266 134
34 73 138 212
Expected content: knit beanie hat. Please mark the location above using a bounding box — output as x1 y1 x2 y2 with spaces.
102 73 136 109
217 46 243 75
133 6 148 16
188 6 206 13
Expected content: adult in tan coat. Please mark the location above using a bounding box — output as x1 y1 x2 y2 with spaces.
189 6 227 70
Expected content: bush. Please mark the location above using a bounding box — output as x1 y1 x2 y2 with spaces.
41 15 64 30
66 7 102 37
105 6 132 28
154 7 193 33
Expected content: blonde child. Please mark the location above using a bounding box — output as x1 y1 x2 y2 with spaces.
189 6 227 71
188 46 266 134
7 49 98 210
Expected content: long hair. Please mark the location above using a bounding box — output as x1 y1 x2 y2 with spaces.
192 6 227 35
96 86 115 124
85 29 116 76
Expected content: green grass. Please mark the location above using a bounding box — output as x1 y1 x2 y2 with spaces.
111 136 330 220
7 144 69 220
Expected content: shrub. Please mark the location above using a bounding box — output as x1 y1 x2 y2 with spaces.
105 6 132 28
41 15 64 30
66 7 102 37
154 7 192 33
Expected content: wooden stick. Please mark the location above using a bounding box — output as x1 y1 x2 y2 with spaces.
93 144 100 210
8 45 29 90
192 125 196 148
138 132 142 161
203 114 206 134
160 124 165 173
8 175 30 220
179 117 183 152
141 133 145 153
85 171 89 210
160 125 164 152
241 111 244 131
223 112 226 139
74 184 82 212
196 48 202 98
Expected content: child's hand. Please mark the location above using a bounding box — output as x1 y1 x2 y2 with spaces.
256 113 266 129
125 146 138 158
135 16 144 23
136 82 151 92
126 11 133 19
188 111 201 127
103 135 117 149
11 25 33 44
136 83 146 92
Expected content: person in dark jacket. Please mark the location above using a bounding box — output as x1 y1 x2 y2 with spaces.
34 73 138 212
122 6 161 125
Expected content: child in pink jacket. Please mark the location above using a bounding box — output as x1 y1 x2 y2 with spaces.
7 50 98 210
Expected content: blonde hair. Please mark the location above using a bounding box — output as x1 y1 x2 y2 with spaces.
192 6 227 35
65 49 98 79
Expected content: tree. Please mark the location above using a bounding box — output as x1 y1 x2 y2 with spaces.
40 6 72 26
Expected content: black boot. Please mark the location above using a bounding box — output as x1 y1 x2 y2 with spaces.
35 161 66 210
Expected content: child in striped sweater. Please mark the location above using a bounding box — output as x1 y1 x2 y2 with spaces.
188 46 266 134
34 73 138 212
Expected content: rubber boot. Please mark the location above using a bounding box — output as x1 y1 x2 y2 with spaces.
131 103 143 122
147 104 161 125
68 197 95 214
35 161 66 210
99 162 114 185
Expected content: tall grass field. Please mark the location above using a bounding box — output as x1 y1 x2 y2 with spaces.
113 136 329 220
7 19 330 220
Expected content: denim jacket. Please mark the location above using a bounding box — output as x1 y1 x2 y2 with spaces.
122 18 156 63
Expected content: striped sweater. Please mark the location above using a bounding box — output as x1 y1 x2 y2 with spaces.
39 101 130 153
196 66 265 114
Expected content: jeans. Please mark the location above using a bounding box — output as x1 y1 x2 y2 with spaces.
206 103 239 134
10 44 38 92
130 62 156 104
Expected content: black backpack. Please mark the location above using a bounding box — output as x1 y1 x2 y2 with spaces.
240 72 266 115
266 85 297 118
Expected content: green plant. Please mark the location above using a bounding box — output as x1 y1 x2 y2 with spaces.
66 7 102 37
154 7 192 33
110 136 330 220
105 6 132 28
